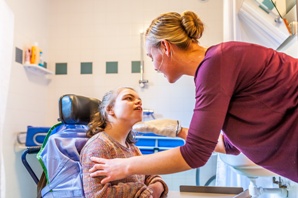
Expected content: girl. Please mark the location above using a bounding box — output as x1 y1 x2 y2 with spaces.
80 87 168 198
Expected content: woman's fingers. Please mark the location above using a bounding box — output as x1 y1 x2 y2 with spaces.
88 157 112 184
88 157 130 184
89 157 105 172
90 156 105 164
89 164 105 174
101 176 112 184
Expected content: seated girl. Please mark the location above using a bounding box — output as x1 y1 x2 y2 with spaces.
80 87 168 198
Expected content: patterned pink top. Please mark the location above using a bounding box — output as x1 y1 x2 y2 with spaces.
80 132 168 198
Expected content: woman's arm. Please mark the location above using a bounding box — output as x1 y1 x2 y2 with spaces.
89 147 191 184
214 133 226 154
177 127 226 153
88 130 226 184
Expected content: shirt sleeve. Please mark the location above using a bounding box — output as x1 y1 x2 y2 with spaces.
180 45 232 168
80 137 154 198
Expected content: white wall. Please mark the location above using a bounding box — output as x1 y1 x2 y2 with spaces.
45 0 224 127
0 1 14 197
3 0 50 197
2 0 224 197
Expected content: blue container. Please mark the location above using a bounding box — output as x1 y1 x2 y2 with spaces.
139 149 156 155
158 138 185 148
135 133 185 154
26 126 50 147
135 138 156 147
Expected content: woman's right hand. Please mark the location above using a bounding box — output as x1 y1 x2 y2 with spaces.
89 157 129 184
177 127 188 140
132 119 181 137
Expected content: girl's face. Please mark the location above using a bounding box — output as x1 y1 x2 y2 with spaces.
111 89 143 125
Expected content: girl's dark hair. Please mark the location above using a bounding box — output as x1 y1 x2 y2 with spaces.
86 87 136 144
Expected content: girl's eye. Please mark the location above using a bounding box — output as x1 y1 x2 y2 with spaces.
125 97 133 101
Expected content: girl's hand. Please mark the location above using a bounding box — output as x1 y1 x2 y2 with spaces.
148 182 164 198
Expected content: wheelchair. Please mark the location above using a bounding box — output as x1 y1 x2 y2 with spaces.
22 94 100 197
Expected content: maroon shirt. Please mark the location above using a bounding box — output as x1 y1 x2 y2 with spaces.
180 41 298 182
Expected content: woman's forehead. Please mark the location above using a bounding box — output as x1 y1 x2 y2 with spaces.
145 40 152 52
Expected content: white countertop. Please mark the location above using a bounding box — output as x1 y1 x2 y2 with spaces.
168 191 237 198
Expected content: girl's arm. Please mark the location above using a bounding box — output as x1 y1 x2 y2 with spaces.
145 175 168 198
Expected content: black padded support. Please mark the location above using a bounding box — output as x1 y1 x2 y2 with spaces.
59 94 100 125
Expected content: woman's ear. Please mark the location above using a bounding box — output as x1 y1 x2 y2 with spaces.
160 40 172 56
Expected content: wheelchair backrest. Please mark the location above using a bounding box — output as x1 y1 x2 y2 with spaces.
37 94 100 198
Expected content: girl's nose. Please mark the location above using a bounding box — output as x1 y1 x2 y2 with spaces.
135 99 142 105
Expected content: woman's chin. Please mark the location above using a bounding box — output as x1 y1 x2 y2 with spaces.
167 76 181 83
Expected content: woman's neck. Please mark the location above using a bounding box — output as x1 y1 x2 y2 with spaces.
186 44 207 75
174 43 207 76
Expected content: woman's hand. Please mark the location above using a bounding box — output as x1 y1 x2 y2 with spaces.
148 182 164 198
89 157 129 184
177 127 188 140
132 119 181 137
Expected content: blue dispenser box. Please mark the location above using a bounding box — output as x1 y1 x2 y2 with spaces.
25 126 50 147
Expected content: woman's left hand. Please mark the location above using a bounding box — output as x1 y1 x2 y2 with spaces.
89 157 129 184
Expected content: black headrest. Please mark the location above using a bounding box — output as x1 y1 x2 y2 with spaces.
58 94 101 125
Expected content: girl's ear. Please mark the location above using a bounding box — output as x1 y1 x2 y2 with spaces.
106 105 114 116
160 40 172 56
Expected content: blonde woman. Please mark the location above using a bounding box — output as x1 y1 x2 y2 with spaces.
89 11 298 183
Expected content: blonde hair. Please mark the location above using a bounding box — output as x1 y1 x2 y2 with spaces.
87 87 136 143
145 11 204 50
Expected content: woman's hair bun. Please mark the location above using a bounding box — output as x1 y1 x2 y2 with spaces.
181 11 204 40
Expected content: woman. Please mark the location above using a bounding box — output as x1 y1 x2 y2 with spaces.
80 87 168 198
88 11 298 183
